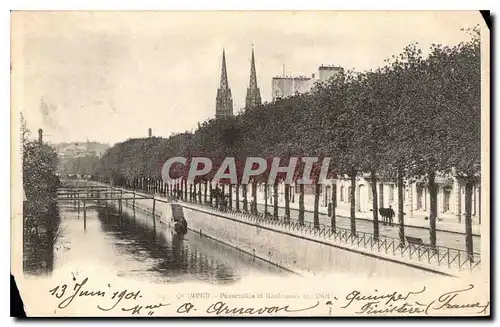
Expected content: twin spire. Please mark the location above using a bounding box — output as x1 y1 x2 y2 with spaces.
245 47 262 110
215 46 261 118
215 48 233 118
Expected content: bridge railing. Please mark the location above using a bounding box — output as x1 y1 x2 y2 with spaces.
181 199 481 272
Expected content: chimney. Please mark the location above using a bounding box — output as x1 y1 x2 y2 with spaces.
38 128 43 145
148 128 152 138
312 73 315 79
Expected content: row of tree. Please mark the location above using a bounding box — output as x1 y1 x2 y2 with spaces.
95 27 480 257
58 154 102 177
22 116 61 274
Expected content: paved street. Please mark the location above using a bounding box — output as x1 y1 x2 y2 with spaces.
240 201 481 253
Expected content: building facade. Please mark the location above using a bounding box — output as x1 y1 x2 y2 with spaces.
271 65 344 101
272 76 314 101
318 65 343 83
248 174 481 224
215 49 234 118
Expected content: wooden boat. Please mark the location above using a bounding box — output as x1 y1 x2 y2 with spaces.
170 203 188 235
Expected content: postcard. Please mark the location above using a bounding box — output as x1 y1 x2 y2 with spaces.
10 10 490 317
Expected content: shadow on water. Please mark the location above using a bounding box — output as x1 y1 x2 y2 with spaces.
23 200 61 276
96 203 286 284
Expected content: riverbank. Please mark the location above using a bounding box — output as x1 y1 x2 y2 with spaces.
94 182 477 278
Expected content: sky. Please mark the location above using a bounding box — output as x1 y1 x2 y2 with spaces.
11 11 483 145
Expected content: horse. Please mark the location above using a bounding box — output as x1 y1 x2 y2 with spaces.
379 207 395 226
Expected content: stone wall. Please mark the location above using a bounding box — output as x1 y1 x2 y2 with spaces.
183 206 441 280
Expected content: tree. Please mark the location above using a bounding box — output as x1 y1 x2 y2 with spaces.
435 26 481 259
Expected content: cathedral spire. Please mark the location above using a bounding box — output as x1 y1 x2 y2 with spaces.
220 48 229 90
249 46 257 89
215 48 233 118
245 45 262 110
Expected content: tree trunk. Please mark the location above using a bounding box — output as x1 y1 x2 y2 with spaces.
243 184 248 212
273 183 279 219
285 183 290 223
251 180 258 214
264 182 268 217
184 178 188 200
299 183 305 225
397 169 405 245
209 184 214 207
379 183 384 208
314 182 320 229
215 184 219 208
235 184 240 211
428 171 437 249
350 171 357 235
331 183 337 231
464 179 474 261
371 172 379 239
204 181 208 203
178 179 182 199
198 182 202 202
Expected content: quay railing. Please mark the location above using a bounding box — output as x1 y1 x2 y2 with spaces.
178 199 481 273
77 182 481 273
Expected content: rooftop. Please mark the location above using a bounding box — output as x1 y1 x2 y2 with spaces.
319 65 343 70
272 76 311 80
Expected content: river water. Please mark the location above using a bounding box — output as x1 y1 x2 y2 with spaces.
49 200 287 284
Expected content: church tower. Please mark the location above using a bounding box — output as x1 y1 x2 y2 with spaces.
215 49 234 118
245 46 262 110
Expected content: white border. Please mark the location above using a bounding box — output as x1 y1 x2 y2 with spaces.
3 2 498 326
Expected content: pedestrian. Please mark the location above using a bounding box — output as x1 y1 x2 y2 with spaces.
388 205 395 227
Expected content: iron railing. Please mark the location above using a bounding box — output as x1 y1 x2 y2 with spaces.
81 183 481 272
179 199 481 272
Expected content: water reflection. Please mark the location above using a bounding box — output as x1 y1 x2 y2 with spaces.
48 199 285 284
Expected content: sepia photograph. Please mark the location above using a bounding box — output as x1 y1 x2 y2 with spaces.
10 10 490 317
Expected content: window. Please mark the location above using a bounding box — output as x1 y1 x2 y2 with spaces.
388 185 395 203
340 186 344 202
416 185 423 209
443 187 451 212
347 186 352 202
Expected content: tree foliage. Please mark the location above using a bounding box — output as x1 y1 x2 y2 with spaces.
92 28 481 249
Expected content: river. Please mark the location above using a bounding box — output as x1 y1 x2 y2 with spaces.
43 199 287 284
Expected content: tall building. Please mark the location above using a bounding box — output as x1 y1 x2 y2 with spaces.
318 65 343 83
272 65 344 101
215 49 234 118
245 47 262 110
272 76 315 101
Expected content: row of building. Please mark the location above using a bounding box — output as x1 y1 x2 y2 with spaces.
214 47 343 118
169 175 481 224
